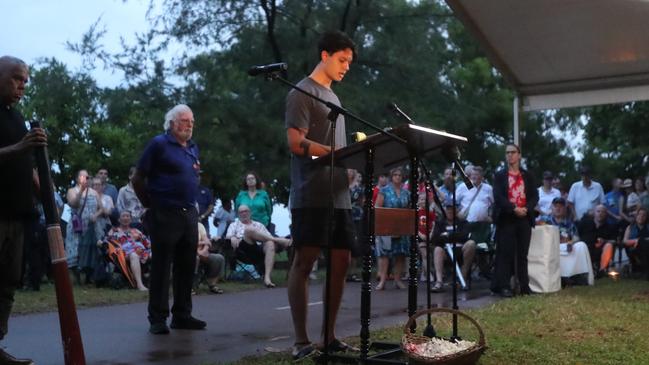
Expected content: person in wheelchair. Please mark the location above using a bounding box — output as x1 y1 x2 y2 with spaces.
431 201 476 292
225 204 291 288
102 210 151 291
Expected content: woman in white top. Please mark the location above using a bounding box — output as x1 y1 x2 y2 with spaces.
536 171 561 217
626 178 648 221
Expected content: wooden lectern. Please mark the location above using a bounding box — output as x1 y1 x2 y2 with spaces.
316 123 467 363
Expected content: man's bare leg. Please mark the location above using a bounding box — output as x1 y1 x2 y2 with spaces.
321 248 351 344
461 240 476 279
244 227 291 248
262 240 276 287
433 246 445 283
288 246 321 345
376 256 389 290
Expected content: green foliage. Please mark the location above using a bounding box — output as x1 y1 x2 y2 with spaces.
35 0 649 202
580 102 649 188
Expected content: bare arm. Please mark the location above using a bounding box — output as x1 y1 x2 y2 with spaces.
375 192 385 208
0 128 47 162
287 127 331 157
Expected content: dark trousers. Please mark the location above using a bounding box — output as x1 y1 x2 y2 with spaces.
0 220 24 340
492 216 532 293
23 220 49 290
145 207 198 324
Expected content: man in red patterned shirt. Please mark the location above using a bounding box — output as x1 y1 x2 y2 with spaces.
491 144 538 297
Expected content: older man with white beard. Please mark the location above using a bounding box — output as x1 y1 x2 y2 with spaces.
133 104 206 335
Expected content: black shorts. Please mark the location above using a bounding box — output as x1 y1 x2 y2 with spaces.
291 208 355 250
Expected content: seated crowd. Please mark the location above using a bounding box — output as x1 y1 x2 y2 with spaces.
20 163 649 297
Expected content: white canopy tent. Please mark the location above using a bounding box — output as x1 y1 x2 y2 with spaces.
444 0 649 143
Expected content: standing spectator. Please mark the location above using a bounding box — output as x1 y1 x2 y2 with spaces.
491 144 538 297
213 199 236 239
438 167 455 203
552 176 569 200
96 168 118 204
604 178 627 226
626 178 648 221
536 171 561 217
65 170 104 284
417 193 436 283
454 165 474 206
622 207 649 279
24 184 63 291
372 173 389 205
0 55 47 365
235 171 273 230
640 176 649 212
458 166 493 248
578 205 616 277
375 167 411 291
196 174 215 234
567 166 605 221
133 104 206 335
92 177 114 232
96 168 119 225
347 169 364 281
116 167 146 229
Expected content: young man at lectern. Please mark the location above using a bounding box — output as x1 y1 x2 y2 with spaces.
285 31 358 360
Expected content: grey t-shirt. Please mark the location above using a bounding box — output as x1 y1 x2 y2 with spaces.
285 77 351 209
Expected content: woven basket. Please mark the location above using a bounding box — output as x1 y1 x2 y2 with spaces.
401 308 486 365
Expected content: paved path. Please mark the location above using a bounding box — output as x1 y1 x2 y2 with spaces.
3 279 499 364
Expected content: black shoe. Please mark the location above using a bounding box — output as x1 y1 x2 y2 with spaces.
149 322 170 335
170 316 206 330
0 348 34 365
500 288 513 297
492 288 513 298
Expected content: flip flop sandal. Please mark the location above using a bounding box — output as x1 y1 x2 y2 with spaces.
292 343 318 361
323 339 360 353
430 281 444 293
208 285 224 294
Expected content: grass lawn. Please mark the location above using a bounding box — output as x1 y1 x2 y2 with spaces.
224 278 649 365
13 252 295 315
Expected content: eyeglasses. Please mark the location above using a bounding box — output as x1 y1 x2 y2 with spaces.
238 210 250 213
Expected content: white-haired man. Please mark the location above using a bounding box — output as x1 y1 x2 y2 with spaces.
133 104 206 334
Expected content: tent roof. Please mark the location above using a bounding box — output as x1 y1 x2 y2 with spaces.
445 0 649 111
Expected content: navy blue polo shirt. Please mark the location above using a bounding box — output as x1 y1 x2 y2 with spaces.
137 132 200 209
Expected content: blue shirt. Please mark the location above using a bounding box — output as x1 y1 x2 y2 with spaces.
197 185 214 215
137 132 200 209
604 190 623 224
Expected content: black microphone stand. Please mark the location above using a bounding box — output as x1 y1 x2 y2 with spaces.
260 70 407 364
390 104 474 341
389 104 447 338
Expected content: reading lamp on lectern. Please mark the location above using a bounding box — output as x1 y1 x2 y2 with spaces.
351 132 367 142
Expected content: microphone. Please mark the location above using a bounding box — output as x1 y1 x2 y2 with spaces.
443 145 474 189
387 102 414 124
248 62 287 76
